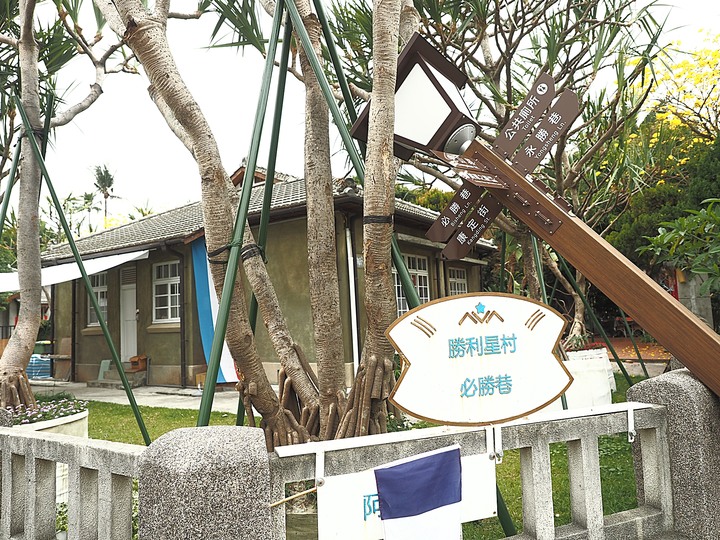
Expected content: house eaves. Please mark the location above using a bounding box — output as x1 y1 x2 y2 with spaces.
41 177 495 264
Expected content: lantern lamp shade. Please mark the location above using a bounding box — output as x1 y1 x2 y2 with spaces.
350 33 480 160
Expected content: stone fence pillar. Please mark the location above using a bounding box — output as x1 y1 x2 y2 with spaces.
628 369 720 539
139 426 272 539
0 408 10 427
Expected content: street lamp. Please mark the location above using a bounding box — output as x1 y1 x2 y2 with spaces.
351 33 479 160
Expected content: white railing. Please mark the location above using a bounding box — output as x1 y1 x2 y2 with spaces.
0 403 673 540
271 403 673 540
0 427 144 540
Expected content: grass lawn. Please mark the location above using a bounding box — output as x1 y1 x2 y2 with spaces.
85 372 646 539
87 402 240 445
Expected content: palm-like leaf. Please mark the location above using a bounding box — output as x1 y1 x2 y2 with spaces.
210 0 266 53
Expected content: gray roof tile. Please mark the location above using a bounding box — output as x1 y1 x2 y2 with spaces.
42 178 451 262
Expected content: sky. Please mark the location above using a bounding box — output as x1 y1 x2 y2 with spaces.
26 0 720 228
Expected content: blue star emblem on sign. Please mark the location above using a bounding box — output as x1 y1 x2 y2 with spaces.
475 302 486 314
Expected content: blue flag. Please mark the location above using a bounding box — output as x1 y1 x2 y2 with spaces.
374 445 462 539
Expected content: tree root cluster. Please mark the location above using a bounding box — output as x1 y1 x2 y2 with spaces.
335 355 394 439
0 368 36 409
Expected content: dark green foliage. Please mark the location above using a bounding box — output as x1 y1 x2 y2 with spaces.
329 0 374 93
606 182 685 268
210 0 265 52
684 138 720 208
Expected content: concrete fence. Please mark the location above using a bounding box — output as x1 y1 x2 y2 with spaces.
2 371 719 539
0 424 143 539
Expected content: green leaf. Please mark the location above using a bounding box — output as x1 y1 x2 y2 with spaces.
209 0 266 54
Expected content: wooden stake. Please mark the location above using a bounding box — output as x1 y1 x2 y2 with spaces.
269 486 318 508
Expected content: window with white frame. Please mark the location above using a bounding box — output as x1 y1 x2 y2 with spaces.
447 267 468 296
153 261 180 323
393 255 430 316
87 272 108 326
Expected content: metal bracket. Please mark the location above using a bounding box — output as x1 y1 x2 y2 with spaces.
627 404 636 443
487 425 504 464
503 182 563 235
315 450 326 487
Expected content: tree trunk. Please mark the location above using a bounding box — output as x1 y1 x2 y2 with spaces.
297 8 347 440
519 228 542 301
337 0 402 438
96 0 295 448
544 249 587 343
0 0 41 410
102 0 318 449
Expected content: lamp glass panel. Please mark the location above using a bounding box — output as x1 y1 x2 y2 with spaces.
395 64 451 145
427 63 473 117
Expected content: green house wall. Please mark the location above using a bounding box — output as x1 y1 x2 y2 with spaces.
50 212 488 386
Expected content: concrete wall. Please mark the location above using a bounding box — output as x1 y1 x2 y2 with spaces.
2 404 678 540
628 369 720 539
676 270 714 329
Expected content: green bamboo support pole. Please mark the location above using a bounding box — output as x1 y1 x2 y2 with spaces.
310 0 357 126
532 236 568 410
391 235 420 308
558 256 633 387
40 94 53 157
618 307 650 378
499 232 507 292
240 14 295 428
197 0 286 427
248 13 293 333
15 97 151 446
0 140 22 231
285 0 364 177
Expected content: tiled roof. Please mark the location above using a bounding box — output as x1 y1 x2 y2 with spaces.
41 178 453 262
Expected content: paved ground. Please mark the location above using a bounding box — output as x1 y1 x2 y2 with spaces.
30 380 242 413
606 336 671 377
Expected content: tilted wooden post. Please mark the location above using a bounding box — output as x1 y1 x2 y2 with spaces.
465 139 720 396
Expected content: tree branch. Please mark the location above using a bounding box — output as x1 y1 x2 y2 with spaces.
148 84 195 156
168 11 203 20
0 34 18 48
51 82 105 128
91 0 127 36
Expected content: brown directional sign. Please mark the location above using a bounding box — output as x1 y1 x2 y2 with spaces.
442 193 504 260
431 82 575 253
494 73 556 158
513 91 581 175
465 139 720 398
426 181 486 242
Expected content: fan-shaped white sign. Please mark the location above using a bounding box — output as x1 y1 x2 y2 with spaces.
386 293 572 425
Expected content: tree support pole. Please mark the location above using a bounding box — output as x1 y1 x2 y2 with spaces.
618 307 650 378
15 97 151 445
391 235 420 308
532 235 568 410
499 231 507 292
311 0 356 125
0 140 22 229
197 0 286 427
240 12 294 427
248 12 293 333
